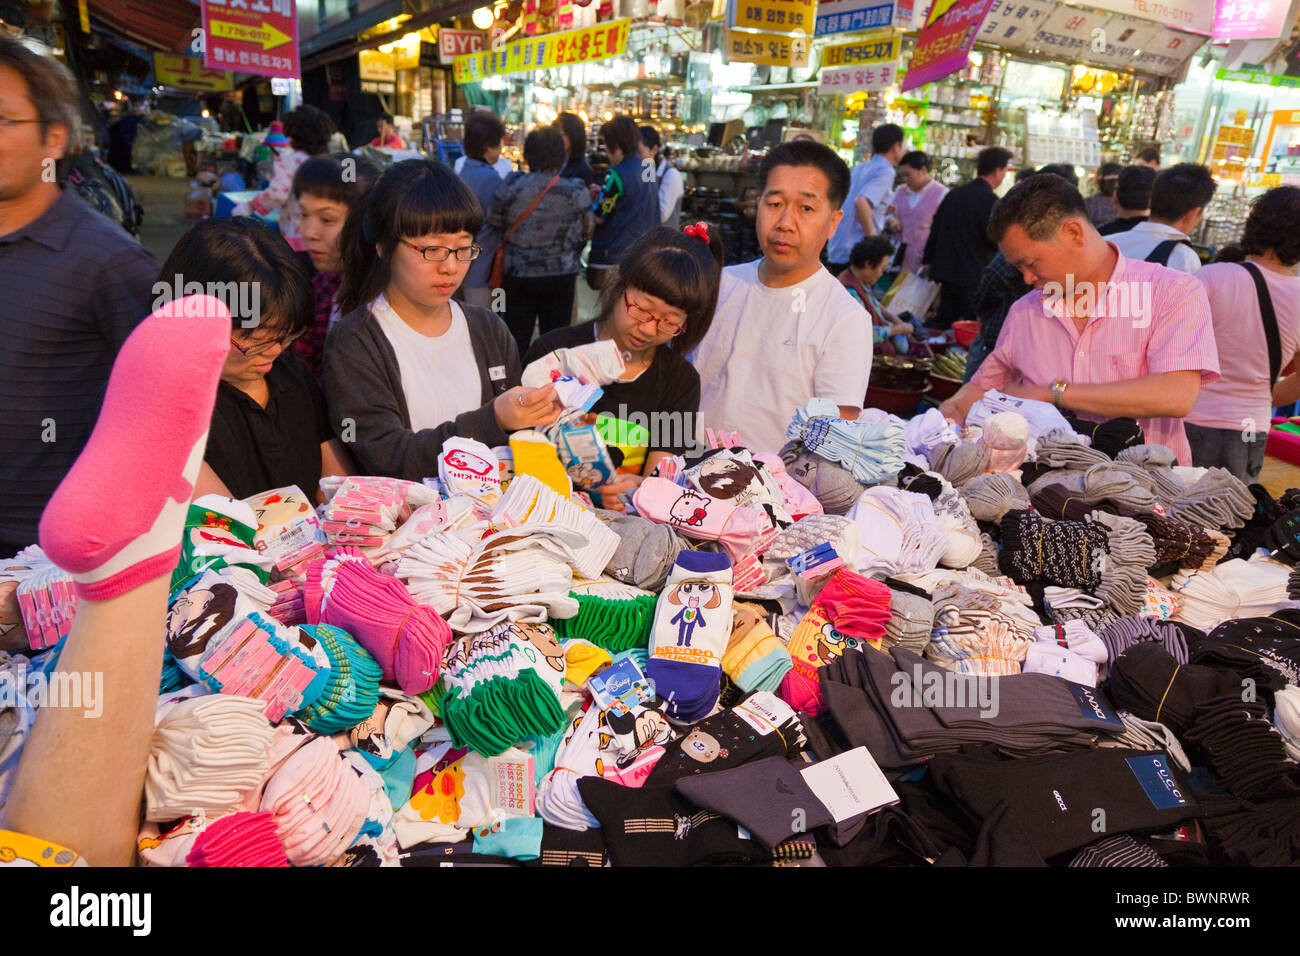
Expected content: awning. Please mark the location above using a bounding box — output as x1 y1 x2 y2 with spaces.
89 0 202 54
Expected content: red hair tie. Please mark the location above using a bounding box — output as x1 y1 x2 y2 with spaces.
683 221 710 243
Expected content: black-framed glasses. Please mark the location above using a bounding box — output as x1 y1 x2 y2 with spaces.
229 328 306 358
623 292 686 337
401 240 481 262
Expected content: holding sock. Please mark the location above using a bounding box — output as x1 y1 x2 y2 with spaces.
645 551 734 722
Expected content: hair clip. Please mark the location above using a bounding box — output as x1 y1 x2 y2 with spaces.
683 221 710 243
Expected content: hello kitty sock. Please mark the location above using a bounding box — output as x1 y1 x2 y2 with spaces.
645 551 733 723
39 295 232 601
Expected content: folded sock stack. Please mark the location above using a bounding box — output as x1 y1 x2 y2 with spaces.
644 691 805 785
882 580 934 653
186 811 290 867
1200 610 1300 684
196 611 331 723
1182 695 1300 802
1166 468 1257 531
787 398 908 484
259 733 370 867
292 623 383 735
725 602 793 694
1170 556 1300 632
493 474 619 579
959 472 1030 522
548 582 658 653
595 509 686 591
847 487 948 576
1106 642 1242 736
779 440 869 515
926 439 990 487
632 477 776 565
645 551 734 723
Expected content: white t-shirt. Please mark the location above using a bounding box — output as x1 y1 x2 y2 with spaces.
453 154 515 179
371 294 482 433
690 259 874 455
1110 220 1201 275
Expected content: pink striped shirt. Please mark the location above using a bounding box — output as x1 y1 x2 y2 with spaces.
971 244 1220 465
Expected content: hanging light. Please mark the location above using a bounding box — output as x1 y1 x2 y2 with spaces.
472 6 494 29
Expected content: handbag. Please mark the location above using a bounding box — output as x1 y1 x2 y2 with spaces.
489 172 560 289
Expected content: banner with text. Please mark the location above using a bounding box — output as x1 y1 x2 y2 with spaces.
820 33 900 90
453 19 630 81
1078 0 1212 34
728 0 817 34
201 0 299 78
1213 0 1294 39
154 53 233 91
902 0 995 92
727 29 811 65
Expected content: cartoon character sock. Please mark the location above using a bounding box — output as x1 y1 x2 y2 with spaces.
39 295 232 600
645 551 733 723
632 477 774 564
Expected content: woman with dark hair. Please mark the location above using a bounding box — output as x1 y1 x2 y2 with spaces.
587 114 660 291
1187 186 1300 482
884 150 946 275
839 236 913 353
292 153 381 376
232 104 336 253
327 160 561 481
524 223 724 507
169 219 353 501
489 126 593 356
554 112 593 186
1085 161 1122 227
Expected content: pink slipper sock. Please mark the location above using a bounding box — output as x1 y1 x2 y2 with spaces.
38 294 232 601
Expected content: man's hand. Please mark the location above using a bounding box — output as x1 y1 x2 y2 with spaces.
999 381 1052 404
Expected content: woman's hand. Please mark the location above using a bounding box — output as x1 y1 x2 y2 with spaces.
494 384 564 432
593 473 644 512
890 321 914 336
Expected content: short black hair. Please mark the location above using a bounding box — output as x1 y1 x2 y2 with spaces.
599 114 640 158
597 225 725 356
850 235 894 269
554 112 586 162
1150 163 1217 223
338 159 484 315
282 104 335 156
464 110 505 159
1212 244 1246 263
1136 146 1161 165
377 112 394 124
988 173 1088 243
1116 165 1156 211
977 147 1014 177
159 218 312 335
1034 163 1080 188
523 127 566 173
759 140 851 207
871 123 904 155
639 125 661 150
1241 186 1300 267
1096 161 1122 197
898 150 929 171
293 153 380 205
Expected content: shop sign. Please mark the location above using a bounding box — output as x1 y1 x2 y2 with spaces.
153 53 233 91
974 0 1054 49
902 0 996 92
1131 27 1202 76
1214 0 1294 38
1031 5 1110 58
201 0 300 79
1217 67 1300 87
821 33 899 66
453 19 630 81
727 30 811 65
814 0 898 36
359 49 396 81
1087 17 1160 69
439 29 485 63
730 0 817 34
1259 108 1300 172
820 58 900 90
1076 0 1212 35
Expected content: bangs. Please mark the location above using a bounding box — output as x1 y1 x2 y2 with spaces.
392 168 484 241
622 248 710 320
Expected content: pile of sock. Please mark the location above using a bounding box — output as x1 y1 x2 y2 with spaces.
196 611 331 722
292 623 383 735
493 474 618 580
1170 555 1300 631
318 476 434 549
550 579 656 653
725 602 793 693
632 477 776 565
779 440 868 515
646 551 735 723
847 487 948 577
787 398 907 484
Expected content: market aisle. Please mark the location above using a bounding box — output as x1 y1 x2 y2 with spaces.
129 174 195 264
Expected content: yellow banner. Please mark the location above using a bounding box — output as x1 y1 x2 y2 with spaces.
732 0 816 34
727 30 809 66
821 33 898 67
153 53 233 91
453 20 631 83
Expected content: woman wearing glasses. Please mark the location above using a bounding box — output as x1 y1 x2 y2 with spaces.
327 160 561 481
523 224 724 509
169 219 354 501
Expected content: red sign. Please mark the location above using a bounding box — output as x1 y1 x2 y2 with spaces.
901 0 995 92
201 0 300 79
439 29 485 63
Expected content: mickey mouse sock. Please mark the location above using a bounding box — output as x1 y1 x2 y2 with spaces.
39 295 232 601
645 551 733 723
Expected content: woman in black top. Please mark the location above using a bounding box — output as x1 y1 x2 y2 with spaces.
554 112 594 187
524 224 723 509
172 218 354 502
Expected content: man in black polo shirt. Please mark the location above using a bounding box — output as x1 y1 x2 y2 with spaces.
1097 165 1155 236
0 36 158 555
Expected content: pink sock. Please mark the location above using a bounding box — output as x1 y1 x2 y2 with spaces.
632 477 775 563
39 295 232 601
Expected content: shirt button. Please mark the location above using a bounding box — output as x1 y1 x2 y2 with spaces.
1078 351 1085 358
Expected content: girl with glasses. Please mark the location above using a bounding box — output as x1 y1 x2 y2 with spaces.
523 224 723 510
329 160 561 480
172 219 355 502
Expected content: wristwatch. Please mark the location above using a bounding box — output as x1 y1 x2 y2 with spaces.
1050 378 1069 410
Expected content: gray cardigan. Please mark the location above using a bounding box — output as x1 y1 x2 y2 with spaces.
323 301 522 481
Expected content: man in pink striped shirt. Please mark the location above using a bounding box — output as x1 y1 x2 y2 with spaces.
938 175 1219 465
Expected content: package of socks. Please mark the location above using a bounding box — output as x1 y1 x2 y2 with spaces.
439 439 502 507
557 424 617 490
171 496 273 591
15 562 78 650
196 611 331 723
243 486 325 564
645 551 735 722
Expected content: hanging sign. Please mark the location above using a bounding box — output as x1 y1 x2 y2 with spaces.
201 0 300 79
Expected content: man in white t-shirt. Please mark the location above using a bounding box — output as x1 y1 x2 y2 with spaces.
1110 163 1215 275
691 141 873 454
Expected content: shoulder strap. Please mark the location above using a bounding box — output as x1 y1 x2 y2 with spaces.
1144 238 1193 266
1243 261 1282 387
506 172 560 240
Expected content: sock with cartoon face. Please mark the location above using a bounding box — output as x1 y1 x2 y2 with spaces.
645 551 734 723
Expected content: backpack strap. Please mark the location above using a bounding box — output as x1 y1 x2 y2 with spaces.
1242 261 1282 387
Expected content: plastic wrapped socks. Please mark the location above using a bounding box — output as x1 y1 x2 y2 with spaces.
548 592 657 653
644 691 805 785
39 295 232 600
306 549 449 695
645 551 734 723
293 624 383 735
